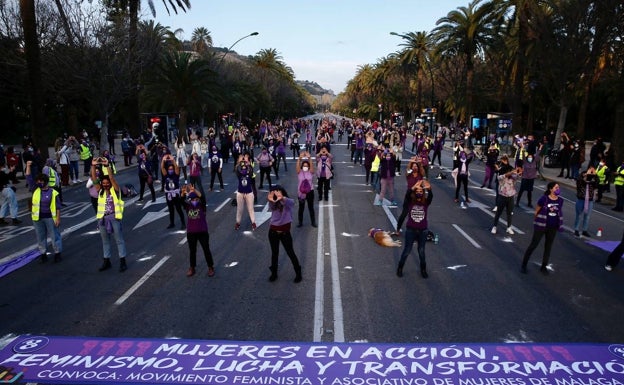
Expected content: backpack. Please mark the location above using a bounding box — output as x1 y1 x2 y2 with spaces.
299 178 312 195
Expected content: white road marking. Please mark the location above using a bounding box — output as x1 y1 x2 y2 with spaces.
328 193 345 342
452 224 483 249
214 197 232 212
313 196 325 342
114 256 170 306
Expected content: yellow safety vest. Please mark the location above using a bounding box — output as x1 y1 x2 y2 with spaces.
371 155 381 172
31 188 59 221
47 167 57 187
615 166 624 186
79 144 91 160
596 164 607 184
96 188 124 219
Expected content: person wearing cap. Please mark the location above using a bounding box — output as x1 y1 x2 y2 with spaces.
181 185 215 277
267 185 302 283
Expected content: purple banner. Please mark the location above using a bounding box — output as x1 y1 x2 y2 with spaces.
0 336 623 384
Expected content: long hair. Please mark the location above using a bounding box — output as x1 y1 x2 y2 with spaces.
545 181 557 195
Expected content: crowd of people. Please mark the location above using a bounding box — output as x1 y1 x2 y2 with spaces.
1 117 623 280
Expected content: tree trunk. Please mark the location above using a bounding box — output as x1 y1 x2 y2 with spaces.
19 0 47 151
553 101 568 150
576 81 591 140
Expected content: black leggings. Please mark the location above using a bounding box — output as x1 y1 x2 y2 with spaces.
167 196 185 225
522 228 558 268
298 191 316 225
139 176 155 201
269 229 301 271
187 232 214 268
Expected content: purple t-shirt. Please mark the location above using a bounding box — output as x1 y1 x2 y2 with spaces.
185 202 208 233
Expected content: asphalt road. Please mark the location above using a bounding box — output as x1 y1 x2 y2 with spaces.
1 142 623 344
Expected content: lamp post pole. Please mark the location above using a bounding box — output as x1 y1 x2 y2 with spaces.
216 31 259 70
214 32 259 129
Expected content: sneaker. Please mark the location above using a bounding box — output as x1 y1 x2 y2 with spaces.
491 226 497 234
186 267 195 277
251 222 257 231
605 265 613 272
208 266 215 277
582 231 591 238
574 230 580 237
374 201 382 206
492 206 497 212
234 223 240 230
506 227 515 235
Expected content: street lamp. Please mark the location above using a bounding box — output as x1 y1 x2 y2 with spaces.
378 104 383 124
216 31 259 69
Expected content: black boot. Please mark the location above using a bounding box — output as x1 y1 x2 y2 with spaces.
294 265 302 283
39 253 48 264
420 263 428 279
99 258 112 272
396 264 404 277
119 257 127 272
269 266 278 282
53 253 62 263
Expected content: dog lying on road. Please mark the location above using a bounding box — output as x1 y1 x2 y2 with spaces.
368 228 402 247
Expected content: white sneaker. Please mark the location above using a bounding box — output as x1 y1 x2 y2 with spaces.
491 226 497 234
492 206 497 212
506 227 515 235
605 265 613 272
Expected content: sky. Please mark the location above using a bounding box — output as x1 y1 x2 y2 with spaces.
152 0 469 95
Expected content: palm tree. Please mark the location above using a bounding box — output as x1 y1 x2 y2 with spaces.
142 51 215 142
433 0 497 122
125 0 191 132
391 31 435 119
191 27 212 55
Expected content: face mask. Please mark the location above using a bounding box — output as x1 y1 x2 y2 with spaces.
386 156 392 160
526 157 533 163
190 201 199 207
415 192 423 199
37 182 45 189
321 156 327 161
168 170 174 175
554 188 561 196
302 166 309 172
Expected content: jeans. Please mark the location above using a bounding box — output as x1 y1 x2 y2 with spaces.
0 186 18 219
574 199 594 232
99 218 126 259
69 161 80 180
398 227 427 268
33 218 62 254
